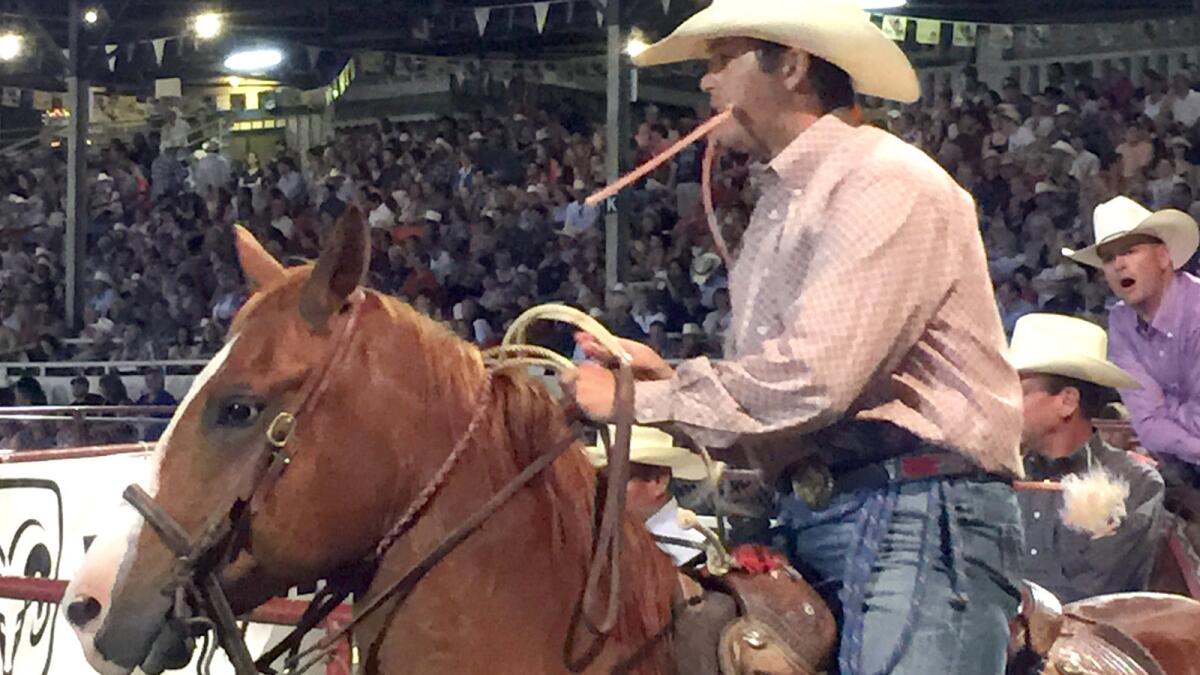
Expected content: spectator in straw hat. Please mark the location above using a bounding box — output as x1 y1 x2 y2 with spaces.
584 425 713 566
1064 196 1200 481
1007 313 1165 603
567 0 1024 670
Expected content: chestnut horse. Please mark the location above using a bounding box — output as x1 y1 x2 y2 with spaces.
66 209 677 674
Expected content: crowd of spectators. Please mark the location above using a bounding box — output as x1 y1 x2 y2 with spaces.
0 58 1199 450
874 63 1200 334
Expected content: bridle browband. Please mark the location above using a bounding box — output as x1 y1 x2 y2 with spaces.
123 287 637 675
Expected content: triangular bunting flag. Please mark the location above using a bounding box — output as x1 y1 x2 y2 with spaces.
151 38 166 66
306 46 322 69
596 10 604 28
661 0 670 13
915 19 941 45
533 2 550 34
952 22 977 47
990 25 1015 49
1026 24 1050 49
475 7 491 36
108 55 116 71
106 43 118 54
880 15 907 41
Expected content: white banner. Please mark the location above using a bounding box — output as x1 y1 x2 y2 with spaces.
0 450 322 674
533 2 550 34
474 7 491 36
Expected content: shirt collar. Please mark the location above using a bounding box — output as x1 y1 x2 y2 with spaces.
1024 432 1106 479
768 113 856 187
1140 271 1189 338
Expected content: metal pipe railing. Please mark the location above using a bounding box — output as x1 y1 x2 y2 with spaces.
0 405 176 416
0 575 354 675
0 576 353 626
0 442 152 463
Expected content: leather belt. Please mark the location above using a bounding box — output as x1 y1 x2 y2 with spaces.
782 451 1008 511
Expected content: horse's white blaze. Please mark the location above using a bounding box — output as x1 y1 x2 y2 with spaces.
66 337 239 674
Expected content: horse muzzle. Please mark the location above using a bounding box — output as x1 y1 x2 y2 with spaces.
92 592 177 672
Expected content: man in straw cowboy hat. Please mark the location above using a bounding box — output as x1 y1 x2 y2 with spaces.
1063 196 1200 480
1008 314 1166 603
568 0 1025 671
584 425 712 567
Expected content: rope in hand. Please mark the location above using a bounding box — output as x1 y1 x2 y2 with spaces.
497 303 634 635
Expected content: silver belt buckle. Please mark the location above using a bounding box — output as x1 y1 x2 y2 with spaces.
789 457 834 511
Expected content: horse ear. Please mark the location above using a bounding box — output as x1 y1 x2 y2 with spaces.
299 207 370 330
234 225 285 291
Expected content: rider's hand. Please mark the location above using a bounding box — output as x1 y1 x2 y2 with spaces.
563 362 616 422
575 333 674 381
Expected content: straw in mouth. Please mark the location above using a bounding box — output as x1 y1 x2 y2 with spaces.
585 109 736 268
584 109 735 209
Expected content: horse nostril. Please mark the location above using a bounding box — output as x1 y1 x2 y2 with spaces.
67 596 102 628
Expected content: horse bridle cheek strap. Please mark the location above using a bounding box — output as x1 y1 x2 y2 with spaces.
248 288 369 517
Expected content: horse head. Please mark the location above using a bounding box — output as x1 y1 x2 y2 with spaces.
67 208 494 672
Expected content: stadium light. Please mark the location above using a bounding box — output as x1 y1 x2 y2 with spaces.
625 37 649 58
224 47 283 73
193 12 223 40
83 8 100 24
0 33 23 61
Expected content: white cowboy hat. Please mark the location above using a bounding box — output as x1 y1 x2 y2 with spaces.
583 425 712 481
1034 181 1063 195
423 210 443 223
631 0 919 103
997 104 1022 123
1049 140 1077 156
92 270 115 286
690 252 723 284
1007 314 1140 390
1055 104 1075 115
1063 196 1199 270
681 323 703 336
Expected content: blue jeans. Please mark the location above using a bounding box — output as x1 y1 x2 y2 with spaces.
771 478 1024 675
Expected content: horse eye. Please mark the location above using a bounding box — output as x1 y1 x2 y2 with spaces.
216 399 262 428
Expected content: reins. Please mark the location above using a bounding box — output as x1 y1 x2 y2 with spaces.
123 297 641 675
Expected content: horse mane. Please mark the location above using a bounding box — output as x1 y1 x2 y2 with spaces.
367 290 676 653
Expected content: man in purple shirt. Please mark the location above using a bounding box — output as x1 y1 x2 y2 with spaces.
1064 196 1200 478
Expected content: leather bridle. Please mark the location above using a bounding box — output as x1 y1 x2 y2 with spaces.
122 287 636 675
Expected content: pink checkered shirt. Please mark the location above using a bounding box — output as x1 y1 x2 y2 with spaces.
636 115 1023 477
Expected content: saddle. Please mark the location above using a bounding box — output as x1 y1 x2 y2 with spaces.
1007 580 1200 675
671 551 836 675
